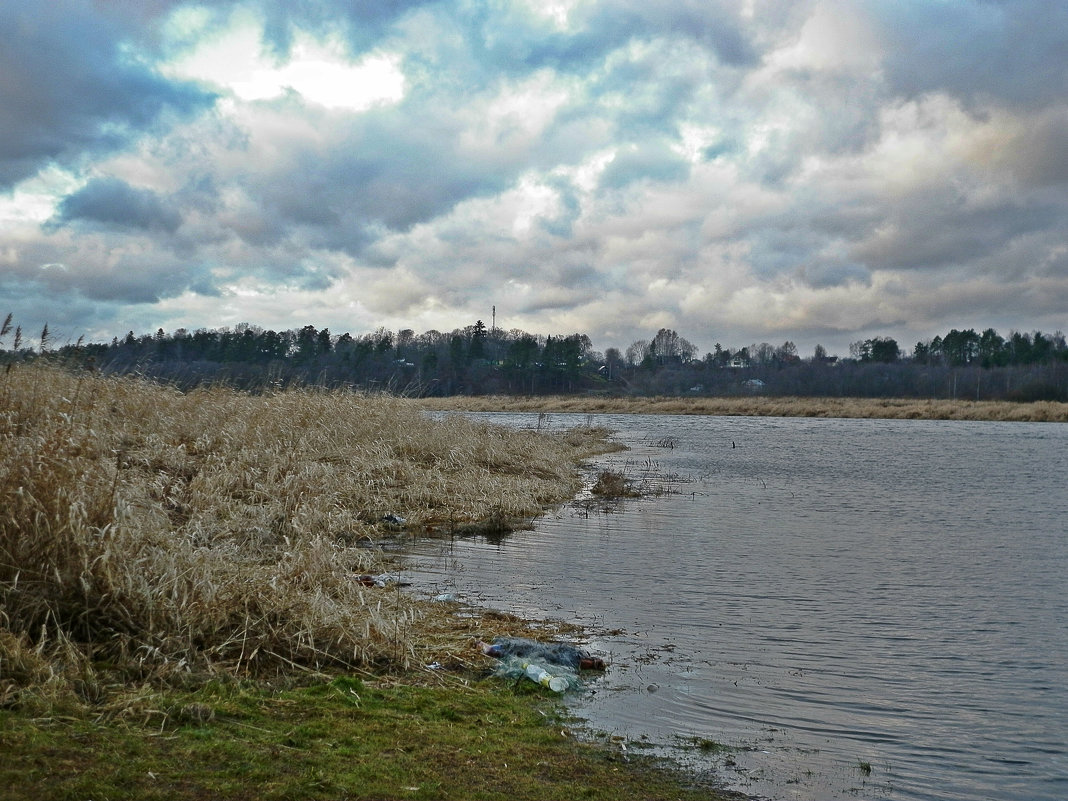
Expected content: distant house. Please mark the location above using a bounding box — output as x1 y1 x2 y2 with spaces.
727 357 749 369
743 378 765 392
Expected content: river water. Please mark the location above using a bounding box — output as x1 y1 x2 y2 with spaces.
404 413 1067 800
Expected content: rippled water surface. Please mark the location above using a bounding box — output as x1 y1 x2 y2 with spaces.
405 413 1067 800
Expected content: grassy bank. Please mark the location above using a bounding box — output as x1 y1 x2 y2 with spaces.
1 364 728 800
415 394 1068 422
0 674 724 801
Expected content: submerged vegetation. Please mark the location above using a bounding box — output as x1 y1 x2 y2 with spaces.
590 469 642 499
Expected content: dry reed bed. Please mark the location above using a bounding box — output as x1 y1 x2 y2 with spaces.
415 394 1068 422
0 365 604 708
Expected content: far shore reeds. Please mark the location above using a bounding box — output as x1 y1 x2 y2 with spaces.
414 393 1068 422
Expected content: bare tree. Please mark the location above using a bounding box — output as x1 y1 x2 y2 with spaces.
625 339 650 366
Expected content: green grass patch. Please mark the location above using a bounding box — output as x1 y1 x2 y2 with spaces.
0 674 730 801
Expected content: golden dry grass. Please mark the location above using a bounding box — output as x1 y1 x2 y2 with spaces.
0 364 609 708
415 394 1068 422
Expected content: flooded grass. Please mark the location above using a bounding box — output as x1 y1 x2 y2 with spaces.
589 469 642 499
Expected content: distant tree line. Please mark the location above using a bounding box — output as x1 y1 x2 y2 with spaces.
2 313 1066 402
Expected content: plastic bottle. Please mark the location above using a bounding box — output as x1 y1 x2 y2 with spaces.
524 661 568 692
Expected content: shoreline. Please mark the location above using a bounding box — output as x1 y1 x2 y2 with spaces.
1 364 735 800
414 394 1068 422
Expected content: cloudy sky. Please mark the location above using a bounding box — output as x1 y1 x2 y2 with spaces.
2 0 1066 357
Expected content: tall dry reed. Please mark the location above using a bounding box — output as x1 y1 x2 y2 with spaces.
0 365 601 707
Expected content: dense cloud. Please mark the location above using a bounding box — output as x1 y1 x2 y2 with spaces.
0 2 213 188
875 0 1068 109
50 178 183 232
1 0 1065 354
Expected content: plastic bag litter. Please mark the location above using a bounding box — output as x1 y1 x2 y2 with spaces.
355 573 406 588
481 637 606 671
491 655 581 693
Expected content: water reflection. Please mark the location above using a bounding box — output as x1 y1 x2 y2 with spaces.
405 413 1068 801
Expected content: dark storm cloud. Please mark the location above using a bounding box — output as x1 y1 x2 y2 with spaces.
228 88 539 256
874 0 1068 109
325 126 506 232
10 239 215 306
852 187 1063 271
0 2 214 189
76 254 202 304
588 0 757 66
49 178 182 232
797 261 872 290
453 0 756 78
255 143 507 255
257 0 439 56
1002 108 1068 188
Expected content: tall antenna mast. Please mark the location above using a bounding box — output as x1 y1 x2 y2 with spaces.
492 305 496 334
